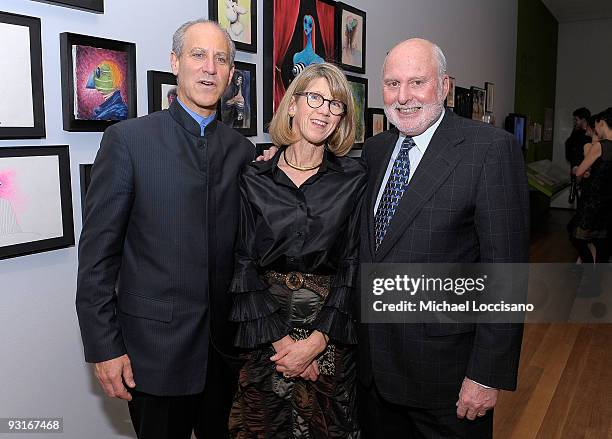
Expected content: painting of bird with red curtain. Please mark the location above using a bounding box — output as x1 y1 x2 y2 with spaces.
263 0 337 130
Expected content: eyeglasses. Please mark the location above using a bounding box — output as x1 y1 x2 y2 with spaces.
293 92 347 116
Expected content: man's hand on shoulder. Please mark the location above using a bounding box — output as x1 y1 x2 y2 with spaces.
456 377 499 420
255 146 279 161
94 354 136 401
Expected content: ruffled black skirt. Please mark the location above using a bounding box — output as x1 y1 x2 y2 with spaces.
228 283 360 438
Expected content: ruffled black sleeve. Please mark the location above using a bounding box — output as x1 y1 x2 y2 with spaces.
311 173 367 344
228 172 290 348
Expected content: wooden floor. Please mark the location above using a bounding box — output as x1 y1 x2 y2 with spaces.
494 209 612 438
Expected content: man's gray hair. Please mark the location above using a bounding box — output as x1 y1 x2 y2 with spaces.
432 42 447 79
172 18 236 66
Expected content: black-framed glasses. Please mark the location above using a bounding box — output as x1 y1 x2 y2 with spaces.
294 92 347 116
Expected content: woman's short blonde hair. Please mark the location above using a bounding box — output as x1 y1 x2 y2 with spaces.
269 63 355 156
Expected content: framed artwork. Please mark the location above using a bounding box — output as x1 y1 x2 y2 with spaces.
60 32 136 132
255 142 275 157
366 108 387 139
335 2 366 74
0 12 46 139
453 86 472 119
446 76 456 108
346 75 368 149
485 82 494 113
0 146 74 260
147 70 177 113
218 61 257 136
263 0 337 130
470 86 485 121
209 0 257 53
31 0 104 13
79 163 92 219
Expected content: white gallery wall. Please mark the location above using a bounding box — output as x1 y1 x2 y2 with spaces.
0 0 517 437
550 18 612 209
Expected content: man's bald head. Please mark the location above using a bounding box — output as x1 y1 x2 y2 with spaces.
383 38 447 83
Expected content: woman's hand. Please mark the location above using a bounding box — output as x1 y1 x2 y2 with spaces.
299 360 320 381
271 335 295 355
270 331 327 377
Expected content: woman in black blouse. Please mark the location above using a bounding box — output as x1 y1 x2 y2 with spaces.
228 63 366 438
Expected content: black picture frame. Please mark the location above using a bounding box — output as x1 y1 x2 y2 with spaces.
335 2 366 74
208 0 257 53
453 86 472 119
366 108 387 139
345 74 368 149
0 12 46 140
263 0 338 131
60 32 137 132
31 0 104 13
485 81 495 113
147 70 177 114
79 163 92 219
218 61 257 136
470 86 486 121
0 146 74 260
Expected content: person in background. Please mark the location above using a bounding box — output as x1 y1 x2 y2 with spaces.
572 108 612 263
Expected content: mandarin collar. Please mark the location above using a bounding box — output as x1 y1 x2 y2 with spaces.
168 99 218 137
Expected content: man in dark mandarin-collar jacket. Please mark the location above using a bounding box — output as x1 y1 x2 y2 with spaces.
76 20 253 439
358 39 529 438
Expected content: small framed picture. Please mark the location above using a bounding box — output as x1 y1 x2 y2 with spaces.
218 61 257 137
446 76 456 108
147 71 177 113
263 0 337 130
60 32 137 132
31 0 104 13
0 146 75 260
209 0 257 53
485 82 495 113
346 75 368 149
79 163 93 219
470 86 486 122
0 11 46 139
366 108 387 138
336 2 366 74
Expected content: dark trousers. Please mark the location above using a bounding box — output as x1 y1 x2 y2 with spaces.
359 382 493 439
128 346 238 439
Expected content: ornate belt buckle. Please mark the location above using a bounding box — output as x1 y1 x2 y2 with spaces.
285 271 304 290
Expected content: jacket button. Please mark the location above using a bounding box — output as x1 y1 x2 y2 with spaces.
198 141 206 149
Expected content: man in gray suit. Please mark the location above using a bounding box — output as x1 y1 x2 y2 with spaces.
358 38 529 438
76 19 254 438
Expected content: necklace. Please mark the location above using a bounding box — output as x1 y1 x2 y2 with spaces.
283 149 322 171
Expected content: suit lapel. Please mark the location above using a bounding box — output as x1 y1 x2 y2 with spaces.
365 129 399 259
375 111 465 261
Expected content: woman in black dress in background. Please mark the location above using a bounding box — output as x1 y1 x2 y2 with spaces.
572 108 612 263
228 63 365 438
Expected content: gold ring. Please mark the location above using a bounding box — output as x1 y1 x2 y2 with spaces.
283 373 290 378
477 411 486 417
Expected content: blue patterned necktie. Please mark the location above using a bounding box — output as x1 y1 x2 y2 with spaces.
374 136 416 251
